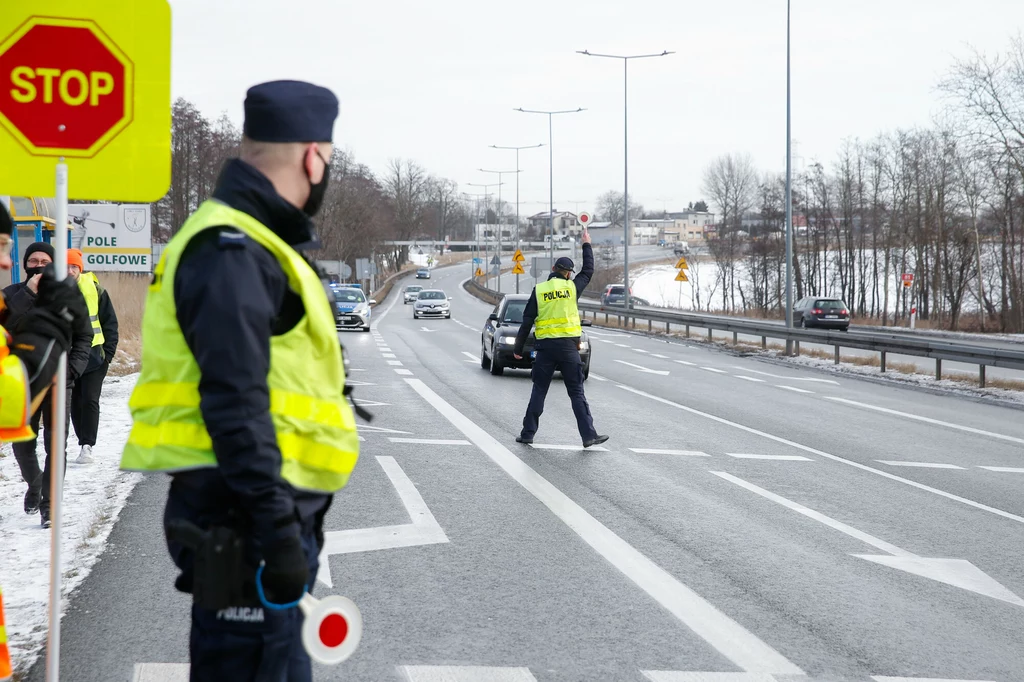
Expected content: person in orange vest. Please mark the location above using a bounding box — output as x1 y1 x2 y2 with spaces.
0 202 89 524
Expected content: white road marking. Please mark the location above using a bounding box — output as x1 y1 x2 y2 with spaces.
712 471 1024 607
420 327 437 332
388 438 471 445
702 367 727 374
630 448 710 457
634 348 649 353
776 385 813 394
405 378 803 675
354 398 390 407
876 461 965 470
652 353 670 359
345 380 376 386
132 663 188 681
359 424 413 434
726 454 812 461
675 360 696 366
616 343 631 348
642 674 783 682
826 397 1024 445
529 443 611 452
872 676 997 682
317 456 448 587
387 360 404 366
395 369 414 375
589 373 610 381
735 376 765 383
615 360 670 376
597 339 614 343
617 384 1024 525
382 353 397 358
978 466 1024 473
462 351 478 361
401 666 538 682
732 367 840 385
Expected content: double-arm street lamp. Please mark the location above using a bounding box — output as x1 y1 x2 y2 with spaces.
478 168 519 294
467 181 503 289
490 143 544 292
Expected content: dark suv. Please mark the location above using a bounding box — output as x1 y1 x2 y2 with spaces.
480 294 592 379
793 297 851 330
601 284 627 306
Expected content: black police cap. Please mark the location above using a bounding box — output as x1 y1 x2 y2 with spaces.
554 256 575 271
243 80 339 143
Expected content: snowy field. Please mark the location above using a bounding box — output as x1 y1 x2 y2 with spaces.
0 374 140 676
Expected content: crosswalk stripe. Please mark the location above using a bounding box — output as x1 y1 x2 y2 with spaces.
132 663 189 682
400 665 538 681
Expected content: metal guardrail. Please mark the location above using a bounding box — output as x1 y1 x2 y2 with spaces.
576 300 1024 387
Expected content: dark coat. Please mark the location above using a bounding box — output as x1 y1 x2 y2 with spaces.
2 279 94 383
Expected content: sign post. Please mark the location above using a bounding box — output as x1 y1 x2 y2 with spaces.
674 256 689 309
0 3 171 680
512 249 526 292
902 273 915 328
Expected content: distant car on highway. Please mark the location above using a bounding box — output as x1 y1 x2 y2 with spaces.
673 242 690 256
793 296 851 331
413 289 451 319
403 284 424 304
416 267 431 279
480 294 592 379
332 284 375 332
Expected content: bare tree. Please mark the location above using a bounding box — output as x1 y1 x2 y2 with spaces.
702 153 758 236
595 190 642 226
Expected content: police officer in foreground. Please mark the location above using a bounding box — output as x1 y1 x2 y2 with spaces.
120 81 360 681
513 228 608 448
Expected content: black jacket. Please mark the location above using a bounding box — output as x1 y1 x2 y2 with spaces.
514 243 594 356
2 279 93 383
167 158 330 558
83 281 119 373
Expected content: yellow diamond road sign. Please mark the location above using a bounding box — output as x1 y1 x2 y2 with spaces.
675 257 689 270
512 249 525 262
675 270 689 282
475 267 484 277
511 261 525 275
0 0 171 201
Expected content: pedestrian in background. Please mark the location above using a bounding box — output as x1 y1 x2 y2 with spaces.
68 248 118 464
3 242 93 527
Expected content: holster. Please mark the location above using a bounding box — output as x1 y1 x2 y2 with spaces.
166 518 250 611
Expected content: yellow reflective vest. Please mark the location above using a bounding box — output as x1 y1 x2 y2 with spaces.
0 327 35 442
120 200 360 493
534 277 582 339
77 271 104 349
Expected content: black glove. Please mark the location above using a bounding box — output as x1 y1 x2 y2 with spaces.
261 535 309 604
9 308 74 400
36 265 89 328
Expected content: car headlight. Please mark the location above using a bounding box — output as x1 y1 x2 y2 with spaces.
578 341 589 350
500 335 517 345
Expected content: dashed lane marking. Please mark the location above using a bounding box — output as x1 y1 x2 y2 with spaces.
401 666 537 682
630 448 710 457
732 367 840 385
735 376 765 383
387 360 404 366
382 353 397 358
395 369 414 375
675 360 696 366
777 385 814 394
388 438 472 445
652 353 669 359
616 343 631 348
702 367 727 374
590 373 610 381
634 348 649 353
727 454 813 462
462 351 478 362
876 461 965 470
978 466 1024 473
529 443 611 452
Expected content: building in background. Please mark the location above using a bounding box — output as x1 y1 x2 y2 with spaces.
527 210 578 238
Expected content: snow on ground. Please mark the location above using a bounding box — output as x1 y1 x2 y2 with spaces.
0 374 140 677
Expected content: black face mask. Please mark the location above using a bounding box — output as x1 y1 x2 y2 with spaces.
302 149 331 217
25 265 47 278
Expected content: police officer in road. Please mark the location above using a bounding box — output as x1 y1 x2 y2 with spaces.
513 228 608 448
120 80 360 681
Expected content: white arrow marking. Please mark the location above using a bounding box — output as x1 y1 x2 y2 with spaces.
317 456 448 587
614 360 670 376
732 367 840 385
713 471 1024 608
420 327 436 332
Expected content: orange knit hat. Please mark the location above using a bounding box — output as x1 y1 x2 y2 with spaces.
68 248 84 270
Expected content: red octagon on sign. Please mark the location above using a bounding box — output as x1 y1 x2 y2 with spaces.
0 17 133 158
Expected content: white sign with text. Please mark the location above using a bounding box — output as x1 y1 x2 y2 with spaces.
67 203 152 272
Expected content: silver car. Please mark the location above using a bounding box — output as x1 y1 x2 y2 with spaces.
403 284 424 304
413 289 451 319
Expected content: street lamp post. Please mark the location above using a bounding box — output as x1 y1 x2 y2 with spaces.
491 143 544 293
514 107 585 267
467 181 502 290
784 0 794 356
463 190 494 281
578 49 673 313
479 168 520 294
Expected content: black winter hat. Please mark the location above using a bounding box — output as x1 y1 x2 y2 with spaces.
23 242 55 271
0 202 12 237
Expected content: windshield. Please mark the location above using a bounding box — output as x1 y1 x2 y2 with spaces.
406 286 422 293
502 300 527 324
418 291 446 300
335 289 366 303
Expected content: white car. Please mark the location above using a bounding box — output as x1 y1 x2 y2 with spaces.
413 290 451 319
403 284 424 304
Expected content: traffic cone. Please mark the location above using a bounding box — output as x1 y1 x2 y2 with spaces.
0 584 12 681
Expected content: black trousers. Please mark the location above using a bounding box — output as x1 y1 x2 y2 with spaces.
14 388 71 514
72 362 108 446
521 340 597 441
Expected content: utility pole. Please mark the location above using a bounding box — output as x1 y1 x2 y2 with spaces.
490 143 544 293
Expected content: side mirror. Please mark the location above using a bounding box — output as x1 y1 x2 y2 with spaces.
448 296 453 300
368 299 377 305
488 313 499 321
581 319 592 327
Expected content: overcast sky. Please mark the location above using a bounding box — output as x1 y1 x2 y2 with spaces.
169 0 1021 216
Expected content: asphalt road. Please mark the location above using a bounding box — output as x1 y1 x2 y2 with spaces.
33 262 1024 682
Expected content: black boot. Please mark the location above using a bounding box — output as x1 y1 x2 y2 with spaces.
40 508 51 529
24 487 40 515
